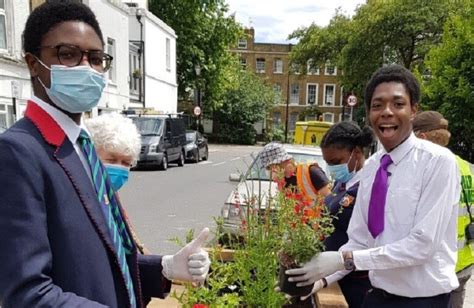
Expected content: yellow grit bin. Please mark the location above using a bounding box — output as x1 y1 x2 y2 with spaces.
293 121 333 146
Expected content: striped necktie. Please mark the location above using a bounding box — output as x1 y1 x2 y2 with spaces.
78 129 137 307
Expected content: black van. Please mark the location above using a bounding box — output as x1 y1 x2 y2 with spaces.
132 115 186 170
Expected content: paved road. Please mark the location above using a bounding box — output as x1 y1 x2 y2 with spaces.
120 144 262 255
121 144 474 307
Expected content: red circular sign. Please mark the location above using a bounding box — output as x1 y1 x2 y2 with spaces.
193 106 202 116
347 95 357 107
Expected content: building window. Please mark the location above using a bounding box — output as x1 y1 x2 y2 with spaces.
289 112 298 131
307 60 319 75
323 112 334 123
340 86 344 106
256 58 265 73
166 38 171 71
291 62 301 74
129 43 140 95
107 38 116 82
273 111 281 127
325 63 337 76
239 58 247 70
273 58 283 74
0 0 7 50
306 83 318 105
324 84 335 106
290 83 299 104
238 38 247 49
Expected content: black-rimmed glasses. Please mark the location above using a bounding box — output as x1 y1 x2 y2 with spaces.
38 44 113 72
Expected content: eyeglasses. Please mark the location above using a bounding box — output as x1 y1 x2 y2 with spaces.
38 44 113 72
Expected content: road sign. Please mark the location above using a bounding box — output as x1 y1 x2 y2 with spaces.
193 106 201 116
347 95 357 107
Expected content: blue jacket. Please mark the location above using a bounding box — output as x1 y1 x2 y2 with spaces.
324 181 359 251
0 102 171 307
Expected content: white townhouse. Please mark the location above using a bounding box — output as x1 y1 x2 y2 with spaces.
0 0 178 127
0 0 31 128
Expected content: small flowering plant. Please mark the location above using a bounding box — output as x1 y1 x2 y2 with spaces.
272 169 334 267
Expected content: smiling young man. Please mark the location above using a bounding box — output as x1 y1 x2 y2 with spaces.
286 65 460 307
0 2 210 307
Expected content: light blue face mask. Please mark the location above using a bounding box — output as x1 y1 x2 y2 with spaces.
327 152 356 183
37 59 106 113
105 164 130 191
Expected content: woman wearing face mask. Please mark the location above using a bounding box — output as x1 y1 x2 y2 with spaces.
86 113 150 254
302 122 374 307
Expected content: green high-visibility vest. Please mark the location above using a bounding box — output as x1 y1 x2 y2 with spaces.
455 155 474 273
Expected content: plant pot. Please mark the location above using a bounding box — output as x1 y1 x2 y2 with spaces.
278 264 313 298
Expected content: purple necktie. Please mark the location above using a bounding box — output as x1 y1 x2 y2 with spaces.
368 154 393 238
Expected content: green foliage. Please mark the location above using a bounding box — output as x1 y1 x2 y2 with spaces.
266 126 286 143
213 65 277 144
289 0 465 98
422 8 474 161
149 0 242 111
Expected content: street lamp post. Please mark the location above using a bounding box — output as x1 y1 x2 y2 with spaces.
195 64 202 132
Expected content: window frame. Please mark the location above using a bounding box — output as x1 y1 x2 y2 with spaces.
256 58 265 73
165 37 171 71
324 64 337 76
306 59 319 75
107 37 116 83
0 0 8 52
290 83 300 105
273 58 283 74
237 38 247 49
306 83 318 105
323 84 336 106
323 112 334 123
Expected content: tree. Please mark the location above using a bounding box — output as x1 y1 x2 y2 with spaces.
149 0 242 111
289 0 463 100
213 63 277 145
422 9 474 161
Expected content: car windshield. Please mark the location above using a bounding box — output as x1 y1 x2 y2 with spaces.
246 151 328 181
132 118 163 136
186 132 196 142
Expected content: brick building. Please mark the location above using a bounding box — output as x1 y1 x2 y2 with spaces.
231 28 348 136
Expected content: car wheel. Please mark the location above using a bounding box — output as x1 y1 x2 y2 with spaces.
202 146 208 161
177 151 185 167
195 149 200 163
159 155 168 170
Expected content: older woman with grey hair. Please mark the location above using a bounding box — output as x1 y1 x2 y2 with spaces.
85 113 149 253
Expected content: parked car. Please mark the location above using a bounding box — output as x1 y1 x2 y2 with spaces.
220 145 328 239
184 130 208 163
132 115 186 170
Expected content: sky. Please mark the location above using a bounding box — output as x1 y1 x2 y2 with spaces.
226 0 365 44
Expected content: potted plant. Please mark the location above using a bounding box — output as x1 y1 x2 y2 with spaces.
132 68 141 79
272 177 333 297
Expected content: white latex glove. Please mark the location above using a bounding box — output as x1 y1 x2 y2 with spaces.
162 228 211 283
285 251 344 287
300 279 325 301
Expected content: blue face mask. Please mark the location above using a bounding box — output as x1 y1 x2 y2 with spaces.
37 60 106 113
327 152 356 183
105 164 130 191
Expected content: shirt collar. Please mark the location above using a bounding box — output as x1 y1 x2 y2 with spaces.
31 95 88 144
346 170 361 189
381 133 417 166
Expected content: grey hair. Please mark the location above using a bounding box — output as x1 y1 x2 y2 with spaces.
85 113 141 161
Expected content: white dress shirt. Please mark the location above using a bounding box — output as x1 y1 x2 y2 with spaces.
31 96 93 181
340 133 460 297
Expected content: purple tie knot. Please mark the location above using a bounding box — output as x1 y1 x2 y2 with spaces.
381 154 393 170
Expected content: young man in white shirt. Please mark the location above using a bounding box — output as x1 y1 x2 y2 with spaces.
286 65 460 307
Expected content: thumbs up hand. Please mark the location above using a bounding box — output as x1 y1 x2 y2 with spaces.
162 228 211 283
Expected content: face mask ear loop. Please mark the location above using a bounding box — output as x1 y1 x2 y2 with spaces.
33 56 51 90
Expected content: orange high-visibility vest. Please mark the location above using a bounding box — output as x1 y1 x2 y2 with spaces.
295 163 320 202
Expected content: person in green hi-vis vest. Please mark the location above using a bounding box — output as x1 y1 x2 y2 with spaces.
413 110 474 308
